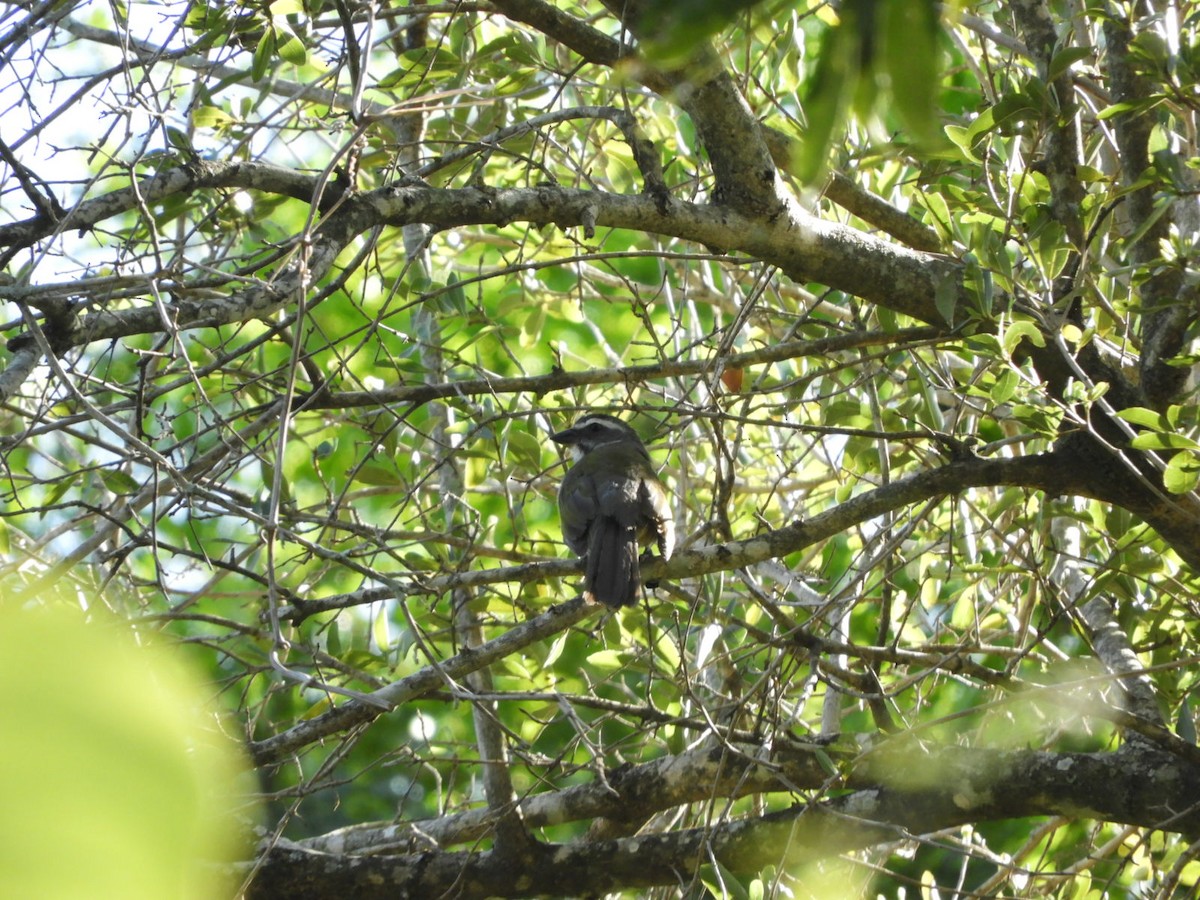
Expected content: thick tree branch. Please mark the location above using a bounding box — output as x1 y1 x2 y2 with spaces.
0 160 320 250
1101 11 1190 407
297 738 840 855
1010 0 1086 249
1054 427 1200 572
369 184 953 319
1078 597 1164 729
246 741 1200 899
1 175 959 358
488 0 634 76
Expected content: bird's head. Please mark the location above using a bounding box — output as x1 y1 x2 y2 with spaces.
549 413 645 462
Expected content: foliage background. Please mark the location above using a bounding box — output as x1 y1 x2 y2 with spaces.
2 0 1200 897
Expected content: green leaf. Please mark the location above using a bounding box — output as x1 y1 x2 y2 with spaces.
636 0 766 67
1130 30 1170 70
42 471 82 508
273 24 308 66
960 106 998 148
376 48 464 90
1163 452 1200 494
520 305 546 347
966 255 994 317
943 125 976 162
1001 320 1046 358
540 631 568 671
1117 406 1170 429
429 274 468 316
919 189 954 236
821 534 853 583
0 604 258 899
252 29 274 82
353 462 405 487
1097 96 1165 120
796 17 858 183
697 861 751 900
813 748 840 777
192 105 236 131
654 632 681 671
1178 699 1197 746
881 0 944 148
985 91 1044 136
991 369 1019 404
372 604 391 652
506 428 544 473
933 273 958 325
1130 432 1200 452
1012 403 1064 436
1122 192 1173 248
1113 408 1161 429
586 649 625 670
1047 46 1094 83
164 126 195 155
537 267 579 293
101 469 142 496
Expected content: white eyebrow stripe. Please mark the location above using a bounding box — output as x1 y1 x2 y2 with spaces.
575 416 627 432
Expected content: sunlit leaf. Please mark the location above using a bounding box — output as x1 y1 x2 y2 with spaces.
354 462 406 487
252 29 274 81
636 0 767 66
1048 46 1095 83
881 0 944 148
100 469 141 496
796 14 858 183
273 24 308 67
1002 320 1046 357
1163 452 1200 494
0 604 258 899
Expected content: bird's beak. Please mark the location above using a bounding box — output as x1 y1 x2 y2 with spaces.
549 426 578 445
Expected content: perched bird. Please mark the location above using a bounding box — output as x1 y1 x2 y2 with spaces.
550 413 674 608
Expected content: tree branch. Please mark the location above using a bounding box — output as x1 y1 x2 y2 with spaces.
246 741 1200 899
2 175 959 359
296 737 840 855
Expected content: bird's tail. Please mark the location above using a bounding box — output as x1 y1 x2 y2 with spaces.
586 518 640 608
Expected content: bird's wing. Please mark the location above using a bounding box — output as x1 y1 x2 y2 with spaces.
558 467 598 555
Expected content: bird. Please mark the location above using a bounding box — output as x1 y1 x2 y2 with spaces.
550 412 675 608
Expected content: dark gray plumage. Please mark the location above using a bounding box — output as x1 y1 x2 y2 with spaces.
550 414 674 608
